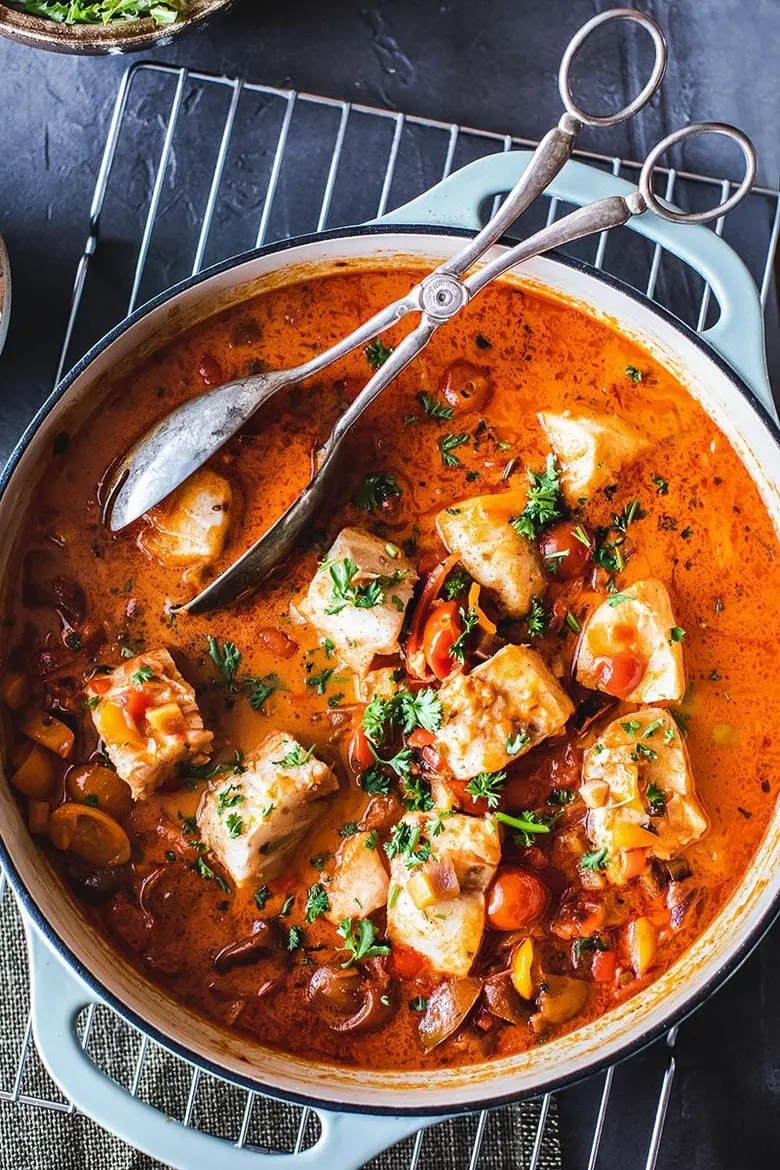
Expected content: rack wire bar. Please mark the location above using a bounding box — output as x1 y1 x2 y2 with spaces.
1 60 779 1170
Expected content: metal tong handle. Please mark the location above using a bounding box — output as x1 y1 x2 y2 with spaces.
179 121 755 614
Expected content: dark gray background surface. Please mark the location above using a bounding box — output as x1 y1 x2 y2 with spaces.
0 1 778 1167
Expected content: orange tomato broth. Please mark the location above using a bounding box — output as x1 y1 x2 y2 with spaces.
2 265 778 1071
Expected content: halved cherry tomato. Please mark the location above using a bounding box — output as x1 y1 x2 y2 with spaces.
348 723 374 773
441 359 492 414
405 552 460 659
591 948 617 983
408 728 436 749
256 627 299 658
390 943 427 980
422 600 461 680
445 777 490 816
88 675 112 696
420 743 446 774
49 802 131 867
122 687 152 724
486 867 550 930
539 521 594 580
594 651 646 698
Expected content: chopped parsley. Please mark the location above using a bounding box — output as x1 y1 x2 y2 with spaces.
384 821 431 868
509 454 564 540
323 557 405 616
401 775 435 813
652 475 669 495
625 365 644 382
418 392 453 420
253 885 271 911
361 766 392 795
506 729 531 755
443 567 471 600
130 665 153 685
621 719 641 736
548 788 575 806
525 594 549 638
339 822 359 837
669 626 686 642
225 812 244 838
322 637 335 658
646 783 666 815
353 473 402 512
580 847 609 871
337 917 391 967
465 770 507 809
207 636 241 686
304 883 330 922
631 743 658 762
274 744 315 768
278 895 295 918
438 432 470 468
242 674 276 710
409 996 429 1012
365 338 393 369
450 607 479 663
216 784 244 814
287 926 303 951
607 592 633 607
495 809 554 846
573 935 611 960
362 687 442 746
306 668 335 694
613 499 646 533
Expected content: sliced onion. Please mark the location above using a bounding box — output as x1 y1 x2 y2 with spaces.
418 977 483 1050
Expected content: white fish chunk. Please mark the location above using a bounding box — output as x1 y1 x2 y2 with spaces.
298 527 417 675
538 410 650 504
197 733 338 886
581 707 708 884
139 469 233 568
386 812 501 976
86 648 212 801
434 644 574 780
436 492 545 617
325 831 389 923
576 578 686 703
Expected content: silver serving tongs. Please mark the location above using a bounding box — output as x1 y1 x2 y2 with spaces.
102 10 754 615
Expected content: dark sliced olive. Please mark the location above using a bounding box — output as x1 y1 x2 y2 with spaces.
418 977 483 1050
482 971 528 1026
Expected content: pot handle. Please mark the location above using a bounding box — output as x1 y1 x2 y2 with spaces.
375 152 775 418
25 924 438 1170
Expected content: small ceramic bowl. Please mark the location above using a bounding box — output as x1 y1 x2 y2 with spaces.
0 0 233 54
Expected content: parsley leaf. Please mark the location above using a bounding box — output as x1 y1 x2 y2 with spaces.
450 606 479 663
16 1 187 24
396 688 442 734
438 432 470 468
361 766 392 795
418 392 454 420
625 365 644 382
669 626 686 642
305 883 330 922
646 783 666 815
612 499 646 533
495 809 555 846
323 558 404 616
365 338 393 369
274 744 315 768
226 812 244 838
242 674 276 710
465 770 507 809
525 594 549 638
509 454 564 540
580 847 609 871
207 636 241 686
548 787 575 806
443 566 471 600
384 821 431 868
253 885 270 911
130 665 153 685
353 473 402 512
337 917 391 967
506 729 531 754
306 668 335 695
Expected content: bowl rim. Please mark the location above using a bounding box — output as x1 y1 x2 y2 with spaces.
0 0 231 51
1 221 779 1115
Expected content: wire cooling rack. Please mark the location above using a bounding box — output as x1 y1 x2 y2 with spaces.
1 62 779 1170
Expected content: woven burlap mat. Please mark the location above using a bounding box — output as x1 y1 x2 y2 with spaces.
0 883 562 1170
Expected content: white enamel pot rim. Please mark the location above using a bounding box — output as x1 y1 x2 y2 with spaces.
1 224 779 1118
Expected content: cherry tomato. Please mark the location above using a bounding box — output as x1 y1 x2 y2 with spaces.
441 360 493 414
539 522 594 580
198 354 224 386
591 948 617 983
256 627 299 658
422 601 461 680
446 777 491 816
486 867 550 930
407 729 436 749
390 944 427 980
122 687 151 724
594 651 646 698
348 724 374 773
66 763 133 820
49 802 131 867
